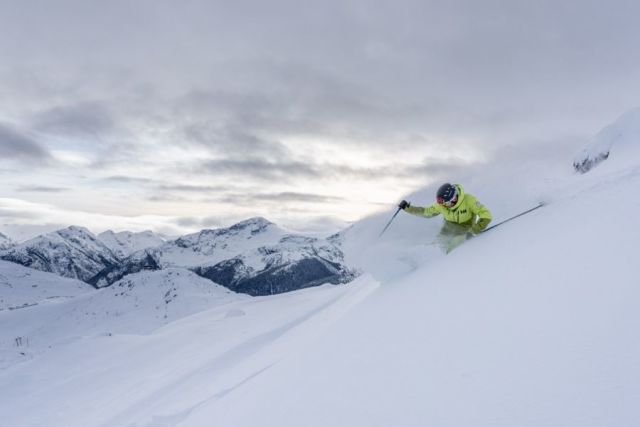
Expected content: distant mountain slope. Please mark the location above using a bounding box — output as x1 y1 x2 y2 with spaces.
0 259 93 311
97 230 165 258
74 268 245 332
0 268 245 368
90 218 356 295
0 226 120 283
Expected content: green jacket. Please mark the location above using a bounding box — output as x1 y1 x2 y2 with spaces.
404 184 492 233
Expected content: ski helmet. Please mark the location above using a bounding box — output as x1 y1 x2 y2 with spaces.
436 183 457 206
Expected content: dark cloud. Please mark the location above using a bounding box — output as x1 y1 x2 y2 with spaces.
16 185 70 193
174 215 223 229
0 207 41 219
197 156 472 183
31 102 115 137
156 184 229 193
103 175 156 184
200 158 321 180
221 191 345 205
252 192 345 203
0 123 51 163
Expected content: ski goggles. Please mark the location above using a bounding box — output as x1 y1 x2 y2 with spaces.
437 197 456 207
437 189 458 207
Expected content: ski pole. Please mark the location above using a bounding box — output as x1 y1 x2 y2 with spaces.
379 207 402 237
482 203 544 233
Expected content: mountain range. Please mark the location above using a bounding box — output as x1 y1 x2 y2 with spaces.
0 217 356 296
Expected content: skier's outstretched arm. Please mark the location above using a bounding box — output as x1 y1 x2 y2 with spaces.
399 200 440 218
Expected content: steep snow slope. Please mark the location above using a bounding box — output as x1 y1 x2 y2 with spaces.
0 260 92 312
0 226 120 282
97 229 165 258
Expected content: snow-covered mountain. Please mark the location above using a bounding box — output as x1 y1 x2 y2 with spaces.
0 226 121 283
0 232 14 251
97 229 165 258
90 217 356 295
574 107 640 173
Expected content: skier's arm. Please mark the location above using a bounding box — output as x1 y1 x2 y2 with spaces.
470 198 492 233
404 204 440 218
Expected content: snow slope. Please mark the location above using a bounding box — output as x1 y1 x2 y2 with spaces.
0 276 377 426
97 229 165 258
1 112 639 427
0 268 243 368
190 165 640 427
0 260 92 312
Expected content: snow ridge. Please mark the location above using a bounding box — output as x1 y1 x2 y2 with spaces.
97 230 165 258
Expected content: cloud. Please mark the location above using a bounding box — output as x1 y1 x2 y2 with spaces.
156 184 229 193
174 215 224 229
31 102 115 137
0 123 51 163
200 158 321 180
16 185 70 193
221 191 345 205
103 175 156 184
1 0 639 235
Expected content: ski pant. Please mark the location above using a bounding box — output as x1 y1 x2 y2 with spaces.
435 221 472 253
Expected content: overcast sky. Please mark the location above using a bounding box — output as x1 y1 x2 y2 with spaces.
1 0 639 238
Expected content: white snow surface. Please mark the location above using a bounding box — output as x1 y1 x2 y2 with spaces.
97 229 165 258
0 260 92 312
1 113 640 426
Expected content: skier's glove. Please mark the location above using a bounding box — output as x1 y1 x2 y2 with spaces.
472 218 490 234
398 200 410 210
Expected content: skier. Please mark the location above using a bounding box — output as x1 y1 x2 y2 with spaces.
398 183 492 252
